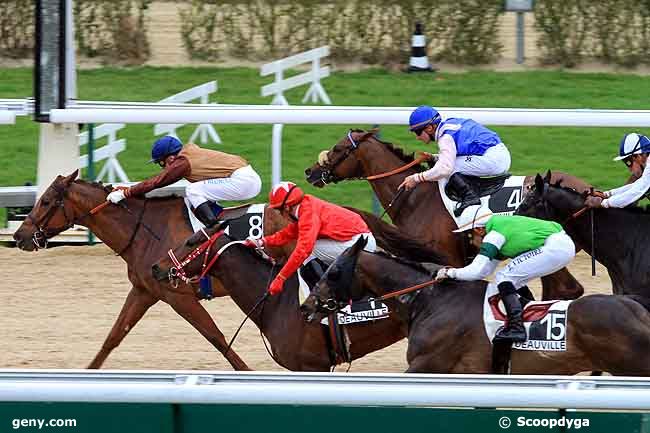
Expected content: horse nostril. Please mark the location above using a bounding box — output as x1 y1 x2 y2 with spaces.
304 168 312 176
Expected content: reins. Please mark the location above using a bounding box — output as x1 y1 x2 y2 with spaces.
375 278 439 301
364 153 429 181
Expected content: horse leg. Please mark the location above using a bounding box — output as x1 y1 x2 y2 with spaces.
541 268 584 300
165 292 252 371
88 285 158 369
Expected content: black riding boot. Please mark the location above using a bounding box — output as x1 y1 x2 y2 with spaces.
516 285 535 301
447 173 481 217
494 281 527 343
193 201 219 228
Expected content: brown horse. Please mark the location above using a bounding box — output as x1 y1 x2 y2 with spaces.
12 170 291 370
302 237 650 375
151 221 448 370
305 129 588 300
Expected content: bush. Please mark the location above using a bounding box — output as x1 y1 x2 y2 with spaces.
179 0 503 65
0 0 34 59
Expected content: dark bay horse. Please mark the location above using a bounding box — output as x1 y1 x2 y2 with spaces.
151 223 447 370
302 237 650 375
517 172 650 296
12 170 291 370
305 129 588 300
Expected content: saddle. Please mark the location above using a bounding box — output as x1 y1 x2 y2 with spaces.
445 172 511 202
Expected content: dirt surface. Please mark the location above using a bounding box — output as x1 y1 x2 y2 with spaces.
0 244 611 372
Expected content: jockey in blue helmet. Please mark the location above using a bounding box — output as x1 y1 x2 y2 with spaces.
106 135 262 227
400 105 512 216
586 132 650 209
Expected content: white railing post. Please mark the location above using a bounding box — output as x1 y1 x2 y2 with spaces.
261 46 332 186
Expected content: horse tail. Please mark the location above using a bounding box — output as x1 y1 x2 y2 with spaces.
345 207 448 264
626 295 650 314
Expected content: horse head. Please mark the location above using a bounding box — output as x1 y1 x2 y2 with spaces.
151 222 229 285
517 170 588 223
305 129 379 187
13 170 81 250
300 236 367 323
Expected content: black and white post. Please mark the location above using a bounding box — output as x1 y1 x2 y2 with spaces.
407 22 433 72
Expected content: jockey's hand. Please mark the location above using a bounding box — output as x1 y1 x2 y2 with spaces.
106 189 126 204
399 174 419 191
590 190 608 199
268 274 286 296
436 267 454 281
423 152 437 161
585 196 603 208
243 238 264 249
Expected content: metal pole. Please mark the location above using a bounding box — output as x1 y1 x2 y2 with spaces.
371 125 382 215
516 12 525 64
87 123 95 245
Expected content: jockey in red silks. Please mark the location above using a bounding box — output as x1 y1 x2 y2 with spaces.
244 181 376 296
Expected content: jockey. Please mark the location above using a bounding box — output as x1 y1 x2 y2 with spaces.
436 208 575 343
244 181 377 296
106 136 262 227
586 133 650 209
399 105 511 216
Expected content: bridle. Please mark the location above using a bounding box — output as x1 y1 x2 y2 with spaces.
27 183 79 249
166 228 228 287
319 130 429 185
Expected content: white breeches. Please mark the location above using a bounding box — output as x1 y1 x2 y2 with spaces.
185 165 262 207
495 231 576 289
308 233 377 266
452 143 511 177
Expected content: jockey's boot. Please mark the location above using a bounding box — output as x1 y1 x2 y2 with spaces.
516 285 535 301
194 201 219 228
448 173 481 217
494 281 527 343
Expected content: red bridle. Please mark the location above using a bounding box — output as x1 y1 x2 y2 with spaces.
166 229 228 286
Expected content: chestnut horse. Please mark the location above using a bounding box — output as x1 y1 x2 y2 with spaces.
302 237 650 375
305 129 587 300
12 170 291 370
151 222 447 370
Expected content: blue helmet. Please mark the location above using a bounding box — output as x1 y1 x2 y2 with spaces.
409 105 442 132
150 136 182 163
613 133 650 161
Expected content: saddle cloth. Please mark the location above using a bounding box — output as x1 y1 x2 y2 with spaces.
439 175 526 228
483 282 572 352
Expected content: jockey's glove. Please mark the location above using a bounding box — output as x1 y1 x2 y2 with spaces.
106 189 126 204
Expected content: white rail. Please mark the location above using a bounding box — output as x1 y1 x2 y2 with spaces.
1 370 650 409
50 105 650 126
0 110 16 124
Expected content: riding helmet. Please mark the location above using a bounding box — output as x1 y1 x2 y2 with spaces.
150 136 183 163
409 105 442 132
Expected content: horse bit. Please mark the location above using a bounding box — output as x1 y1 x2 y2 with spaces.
27 184 77 249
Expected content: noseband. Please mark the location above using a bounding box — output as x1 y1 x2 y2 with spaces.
27 184 76 249
319 130 360 184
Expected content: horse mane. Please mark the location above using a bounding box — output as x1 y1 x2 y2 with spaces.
552 179 650 215
372 250 433 275
352 129 428 172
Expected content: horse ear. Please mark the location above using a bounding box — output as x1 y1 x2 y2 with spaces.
369 127 380 137
544 170 552 184
535 173 544 192
63 169 79 185
349 235 368 255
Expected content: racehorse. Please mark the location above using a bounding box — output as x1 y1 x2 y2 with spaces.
12 170 293 370
304 129 588 300
301 237 650 375
516 171 650 296
151 222 448 370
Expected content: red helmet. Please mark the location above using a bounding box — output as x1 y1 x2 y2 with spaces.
269 181 304 209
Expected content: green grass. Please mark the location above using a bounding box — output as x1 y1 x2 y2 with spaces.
2 67 649 215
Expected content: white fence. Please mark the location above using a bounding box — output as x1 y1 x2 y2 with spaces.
50 106 650 126
154 81 221 145
2 370 650 409
0 111 15 124
75 81 221 184
261 46 332 185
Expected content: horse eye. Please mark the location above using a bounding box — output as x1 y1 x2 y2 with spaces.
41 200 50 207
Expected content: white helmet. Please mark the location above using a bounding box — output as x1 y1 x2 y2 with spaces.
452 205 494 233
613 133 650 161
